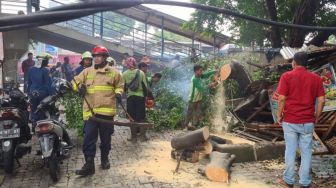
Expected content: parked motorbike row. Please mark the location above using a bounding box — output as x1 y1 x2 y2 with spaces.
0 79 73 182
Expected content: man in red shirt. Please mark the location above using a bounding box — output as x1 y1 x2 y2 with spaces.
22 52 35 93
276 52 325 188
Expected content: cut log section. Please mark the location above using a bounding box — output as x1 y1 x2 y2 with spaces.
171 127 209 150
200 141 213 155
205 151 236 183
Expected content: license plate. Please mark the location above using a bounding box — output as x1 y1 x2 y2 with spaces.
0 128 20 139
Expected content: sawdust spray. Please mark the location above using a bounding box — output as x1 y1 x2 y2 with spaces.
211 83 228 132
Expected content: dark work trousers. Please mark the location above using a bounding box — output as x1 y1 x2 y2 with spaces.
24 73 29 93
127 96 145 137
83 117 114 159
184 101 202 127
126 96 145 122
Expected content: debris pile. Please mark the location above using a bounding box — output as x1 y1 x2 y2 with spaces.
223 47 336 155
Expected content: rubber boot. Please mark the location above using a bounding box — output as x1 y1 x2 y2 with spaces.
101 155 110 169
127 127 137 143
75 157 95 176
139 127 149 142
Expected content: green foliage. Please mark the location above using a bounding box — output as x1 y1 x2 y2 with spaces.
146 88 186 131
185 0 336 47
223 79 239 100
62 93 84 136
146 67 189 131
332 159 336 171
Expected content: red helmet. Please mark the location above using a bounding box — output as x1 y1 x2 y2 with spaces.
92 45 109 56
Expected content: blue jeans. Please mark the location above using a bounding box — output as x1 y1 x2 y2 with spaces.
282 122 314 186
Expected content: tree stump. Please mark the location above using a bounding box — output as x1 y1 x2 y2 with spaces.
171 126 209 150
205 151 236 183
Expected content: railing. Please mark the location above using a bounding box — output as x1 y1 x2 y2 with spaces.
0 0 214 60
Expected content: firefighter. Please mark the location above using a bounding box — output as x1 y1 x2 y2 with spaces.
106 56 116 66
74 45 124 176
74 51 93 75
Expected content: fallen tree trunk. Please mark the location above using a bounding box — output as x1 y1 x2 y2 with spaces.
171 127 209 150
209 135 228 151
90 116 154 128
205 151 236 183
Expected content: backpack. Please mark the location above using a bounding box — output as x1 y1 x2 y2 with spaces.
127 70 140 91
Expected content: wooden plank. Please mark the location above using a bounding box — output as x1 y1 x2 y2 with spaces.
319 111 333 123
318 112 329 123
313 131 329 154
325 112 336 124
322 115 336 141
234 130 268 142
246 101 269 123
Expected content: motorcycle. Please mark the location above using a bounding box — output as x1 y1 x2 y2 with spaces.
34 79 73 182
0 86 32 173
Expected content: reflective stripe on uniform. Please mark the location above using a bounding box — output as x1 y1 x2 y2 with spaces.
86 74 94 80
87 85 114 94
83 107 116 118
72 82 78 91
106 72 115 78
86 72 115 81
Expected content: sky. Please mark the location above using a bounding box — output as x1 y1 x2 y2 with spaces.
144 0 195 21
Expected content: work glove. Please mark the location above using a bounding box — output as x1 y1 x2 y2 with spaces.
78 85 87 97
115 93 122 104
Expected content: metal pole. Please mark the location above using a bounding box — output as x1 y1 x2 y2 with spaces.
213 36 216 57
145 20 148 54
132 29 135 51
27 0 32 14
161 16 164 58
100 12 103 39
92 14 95 37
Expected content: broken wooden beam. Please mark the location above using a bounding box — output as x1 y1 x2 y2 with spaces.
322 115 336 141
246 101 270 122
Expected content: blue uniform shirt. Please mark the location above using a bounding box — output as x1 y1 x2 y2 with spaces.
27 67 52 95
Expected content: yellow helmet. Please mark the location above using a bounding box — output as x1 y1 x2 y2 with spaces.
82 51 93 59
106 57 116 65
36 53 53 60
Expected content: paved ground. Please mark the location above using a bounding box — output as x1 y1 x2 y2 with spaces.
0 126 334 188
